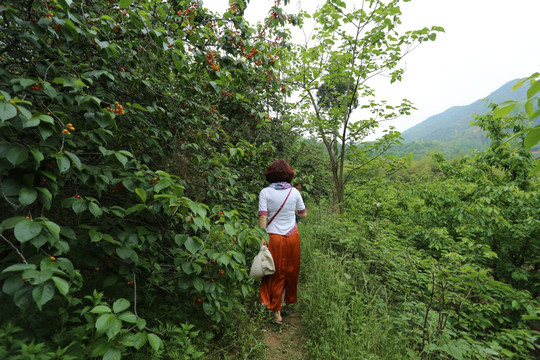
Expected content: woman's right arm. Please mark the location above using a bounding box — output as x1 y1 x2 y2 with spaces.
258 190 268 245
259 215 268 246
258 215 267 229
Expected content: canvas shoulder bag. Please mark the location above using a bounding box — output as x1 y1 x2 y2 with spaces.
249 245 275 279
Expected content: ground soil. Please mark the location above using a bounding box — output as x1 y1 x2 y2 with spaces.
262 308 307 360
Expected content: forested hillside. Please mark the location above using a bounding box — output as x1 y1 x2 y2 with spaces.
401 79 528 142
1 0 539 359
390 79 538 158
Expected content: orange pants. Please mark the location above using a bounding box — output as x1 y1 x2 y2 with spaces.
260 230 300 311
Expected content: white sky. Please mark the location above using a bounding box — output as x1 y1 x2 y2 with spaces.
204 0 540 137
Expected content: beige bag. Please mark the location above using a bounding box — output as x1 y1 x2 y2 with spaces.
249 245 275 279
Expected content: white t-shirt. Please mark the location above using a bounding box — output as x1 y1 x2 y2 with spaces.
258 186 306 235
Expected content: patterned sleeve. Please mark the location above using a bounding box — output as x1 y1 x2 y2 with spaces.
295 189 306 214
258 189 268 216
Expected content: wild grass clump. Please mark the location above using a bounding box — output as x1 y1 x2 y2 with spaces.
297 205 414 359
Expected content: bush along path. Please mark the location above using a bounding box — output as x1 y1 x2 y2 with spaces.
295 179 540 358
0 0 301 358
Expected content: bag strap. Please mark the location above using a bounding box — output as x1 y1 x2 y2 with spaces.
267 188 293 226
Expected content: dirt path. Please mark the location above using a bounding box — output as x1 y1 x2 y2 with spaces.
262 308 307 360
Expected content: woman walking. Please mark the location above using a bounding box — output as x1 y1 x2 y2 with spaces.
258 160 307 324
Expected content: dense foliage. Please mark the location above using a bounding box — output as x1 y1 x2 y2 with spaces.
0 0 302 358
298 111 540 359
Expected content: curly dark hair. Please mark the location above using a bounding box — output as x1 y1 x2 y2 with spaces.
264 160 295 183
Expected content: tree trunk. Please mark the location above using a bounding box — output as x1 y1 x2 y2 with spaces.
329 147 345 214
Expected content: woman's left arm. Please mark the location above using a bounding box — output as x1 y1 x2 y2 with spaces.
295 189 307 219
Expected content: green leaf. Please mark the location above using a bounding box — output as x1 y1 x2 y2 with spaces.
13 286 32 308
184 237 199 254
38 114 54 124
91 342 110 357
512 78 527 90
114 152 128 166
95 313 116 335
19 79 37 88
532 159 540 174
26 269 53 285
118 311 137 323
130 103 147 112
19 187 38 206
2 263 36 273
42 84 57 99
0 90 11 102
101 15 116 22
1 216 26 230
125 203 146 215
181 262 192 274
193 216 203 228
65 151 82 169
57 0 73 10
30 148 44 166
37 187 52 210
103 348 121 360
135 188 146 203
52 276 69 296
524 126 540 150
193 278 204 292
136 317 146 331
56 257 75 276
203 302 215 315
526 79 540 99
22 116 40 128
2 275 25 295
63 18 78 41
116 247 138 263
43 221 60 241
153 180 169 193
89 202 103 217
493 103 515 119
14 219 42 242
113 298 130 313
90 305 112 314
32 281 55 310
147 333 162 352
224 223 235 236
17 105 31 120
218 253 231 266
106 317 123 339
57 155 71 173
209 81 220 93
0 102 17 121
7 145 28 166
119 0 132 8
72 199 87 215
132 332 147 349
109 206 125 217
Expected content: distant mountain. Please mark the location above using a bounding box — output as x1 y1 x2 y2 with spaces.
401 78 528 142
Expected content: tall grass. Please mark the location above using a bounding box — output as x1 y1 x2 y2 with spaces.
297 204 415 359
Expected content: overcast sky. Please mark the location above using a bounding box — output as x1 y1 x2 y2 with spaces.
204 0 540 137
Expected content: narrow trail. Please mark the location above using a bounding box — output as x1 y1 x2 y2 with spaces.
261 308 307 360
